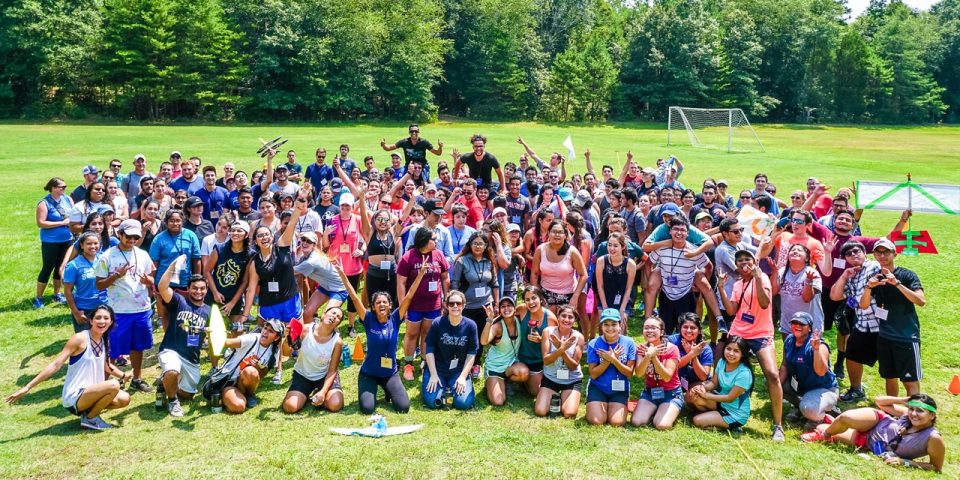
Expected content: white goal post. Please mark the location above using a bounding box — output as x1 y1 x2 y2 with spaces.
667 106 765 153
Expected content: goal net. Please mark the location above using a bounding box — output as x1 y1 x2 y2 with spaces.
667 106 765 153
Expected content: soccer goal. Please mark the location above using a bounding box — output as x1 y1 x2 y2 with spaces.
667 106 765 153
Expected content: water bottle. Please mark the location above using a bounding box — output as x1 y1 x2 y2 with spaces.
373 416 388 435
211 392 222 413
443 386 453 408
341 343 352 368
549 394 561 416
232 322 245 333
155 385 165 411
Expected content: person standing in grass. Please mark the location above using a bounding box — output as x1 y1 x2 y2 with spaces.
688 335 754 433
396 228 451 382
534 304 584 419
35 177 74 309
64 232 108 333
585 309 637 427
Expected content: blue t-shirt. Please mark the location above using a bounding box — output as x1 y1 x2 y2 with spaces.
159 292 210 364
783 335 837 393
63 254 107 310
360 309 403 378
425 316 479 378
715 358 753 426
305 163 335 193
586 335 637 395
195 186 230 221
447 225 476 255
667 333 713 387
169 176 204 196
149 229 201 287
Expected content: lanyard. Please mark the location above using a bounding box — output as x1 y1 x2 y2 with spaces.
736 277 755 311
470 257 486 284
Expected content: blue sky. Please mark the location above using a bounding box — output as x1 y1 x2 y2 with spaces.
848 0 939 18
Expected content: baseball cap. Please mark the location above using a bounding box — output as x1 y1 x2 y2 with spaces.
789 312 813 326
424 183 437 193
506 223 521 234
134 154 146 162
874 237 896 252
694 211 712 223
82 165 98 175
573 190 592 208
330 178 343 191
499 296 516 307
262 318 285 337
734 248 756 260
659 202 681 217
641 167 656 175
423 200 445 216
717 179 729 187
558 187 574 202
338 192 355 206
492 207 508 218
600 308 621 324
97 204 115 215
170 151 182 158
274 164 289 172
390 153 401 159
231 220 250 234
299 231 318 244
118 219 142 236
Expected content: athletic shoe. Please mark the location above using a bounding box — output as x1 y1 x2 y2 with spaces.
245 395 260 409
716 317 728 334
130 378 153 393
403 364 415 382
80 415 103 430
840 386 866 403
821 413 835 425
785 409 803 424
471 365 481 380
348 326 358 338
801 426 830 443
772 424 785 442
272 370 283 385
115 356 128 367
93 416 114 429
53 293 67 304
167 399 184 417
833 360 845 379
32 297 44 309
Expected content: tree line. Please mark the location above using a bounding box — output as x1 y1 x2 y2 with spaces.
1 0 957 123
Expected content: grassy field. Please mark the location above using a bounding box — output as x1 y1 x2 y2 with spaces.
0 121 958 479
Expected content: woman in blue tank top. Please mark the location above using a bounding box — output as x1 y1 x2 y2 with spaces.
34 177 75 309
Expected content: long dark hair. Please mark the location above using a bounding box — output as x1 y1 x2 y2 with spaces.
84 181 105 204
455 231 497 288
82 212 111 252
546 219 571 255
719 335 755 394
906 393 938 426
92 304 116 361
533 208 553 250
677 312 704 344
412 226 434 252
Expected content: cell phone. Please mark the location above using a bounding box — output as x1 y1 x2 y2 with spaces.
776 217 790 229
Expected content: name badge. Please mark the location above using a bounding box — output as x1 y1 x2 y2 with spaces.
667 276 679 286
340 243 351 253
833 258 846 269
474 286 489 298
380 357 393 369
320 179 328 186
428 281 439 292
187 334 200 347
556 367 570 380
210 210 220 219
651 387 665 400
379 260 392 270
790 376 799 392
511 216 521 224
611 379 626 392
740 313 755 324
874 306 889 321
449 358 459 369
847 296 858 309
614 294 622 306
268 281 280 292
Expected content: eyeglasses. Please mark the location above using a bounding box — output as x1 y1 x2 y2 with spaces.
642 326 661 331
843 248 863 257
300 239 316 245
874 249 894 256
740 195 752 200
471 242 487 247
256 233 273 239
790 195 802 200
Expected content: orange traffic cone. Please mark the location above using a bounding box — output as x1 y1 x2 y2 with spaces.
948 374 960 395
351 336 365 362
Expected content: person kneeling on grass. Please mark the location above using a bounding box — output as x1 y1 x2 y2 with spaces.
482 297 528 407
422 290 479 410
688 335 755 433
779 312 839 431
338 258 424 415
802 394 944 473
218 319 282 414
631 317 683 430
534 304 584 418
585 309 637 426
282 306 344 413
6 305 131 430
156 260 211 418
669 313 713 405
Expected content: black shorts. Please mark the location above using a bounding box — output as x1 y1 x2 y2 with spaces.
716 405 744 429
845 330 878 366
877 337 922 383
543 290 573 306
288 370 342 396
821 296 843 332
658 290 696 334
485 369 506 379
522 361 544 374
540 376 582 393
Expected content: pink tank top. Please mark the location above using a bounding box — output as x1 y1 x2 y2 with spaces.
540 246 576 294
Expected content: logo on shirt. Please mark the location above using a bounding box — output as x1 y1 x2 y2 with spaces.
440 333 468 347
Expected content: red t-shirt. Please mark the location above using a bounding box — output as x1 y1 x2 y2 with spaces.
396 249 449 312
642 342 681 390
456 196 484 229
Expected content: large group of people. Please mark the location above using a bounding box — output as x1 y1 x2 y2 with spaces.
10 125 944 473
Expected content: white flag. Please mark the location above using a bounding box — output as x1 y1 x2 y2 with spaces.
736 205 774 247
562 136 575 160
856 180 960 215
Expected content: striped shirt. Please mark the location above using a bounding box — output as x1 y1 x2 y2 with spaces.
843 260 882 333
649 243 709 300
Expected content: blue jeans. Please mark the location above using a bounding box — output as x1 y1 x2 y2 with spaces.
421 369 474 410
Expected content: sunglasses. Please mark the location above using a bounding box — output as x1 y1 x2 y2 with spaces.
409 130 419 134
791 218 804 224
740 196 751 200
447 301 463 307
375 217 390 224
126 235 142 240
790 195 802 200
843 248 863 257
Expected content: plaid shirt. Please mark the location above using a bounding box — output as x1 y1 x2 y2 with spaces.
843 260 881 333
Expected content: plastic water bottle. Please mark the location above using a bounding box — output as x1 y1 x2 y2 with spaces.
373 416 388 435
232 322 245 333
341 343 352 368
211 392 222 413
443 386 453 408
155 386 165 411
549 394 561 416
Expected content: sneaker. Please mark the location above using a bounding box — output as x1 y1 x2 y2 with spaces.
833 360 846 379
403 364 415 382
821 413 835 425
840 386 866 403
801 426 830 443
272 370 283 385
115 356 129 367
32 297 44 309
471 364 481 380
716 317 729 334
130 378 154 393
93 416 114 429
772 424 785 442
79 415 103 430
627 399 639 413
53 293 67 304
167 399 184 417
245 395 260 409
348 326 358 338
785 409 803 424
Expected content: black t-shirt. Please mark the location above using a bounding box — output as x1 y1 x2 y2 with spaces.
254 244 298 306
184 218 215 240
160 292 210 364
871 267 923 342
459 152 500 187
396 137 433 168
210 242 250 300
314 204 340 227
237 209 262 222
504 194 531 226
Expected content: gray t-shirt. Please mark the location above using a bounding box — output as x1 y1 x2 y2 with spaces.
293 251 346 292
451 255 499 309
777 266 824 333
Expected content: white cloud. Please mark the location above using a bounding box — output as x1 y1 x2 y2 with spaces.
847 0 940 19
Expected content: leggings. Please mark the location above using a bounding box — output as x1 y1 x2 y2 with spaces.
345 274 362 313
365 272 397 309
358 371 410 414
38 241 72 283
463 307 489 361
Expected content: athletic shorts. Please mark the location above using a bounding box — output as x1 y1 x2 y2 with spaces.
316 284 349 303
288 370 342 397
744 336 774 356
852 409 890 449
407 309 441 323
658 290 696 334
158 349 201 394
540 376 582 393
485 369 506 379
63 388 87 416
543 290 573 307
586 383 628 405
521 361 544 374
716 404 744 429
258 294 303 323
109 310 153 357
845 330 879 366
639 386 685 410
877 337 922 383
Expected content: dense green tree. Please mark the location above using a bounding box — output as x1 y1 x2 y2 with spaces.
932 0 960 120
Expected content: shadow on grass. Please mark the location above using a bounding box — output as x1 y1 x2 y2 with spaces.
0 419 88 444
9 383 63 407
26 311 73 328
0 298 45 314
19 340 67 370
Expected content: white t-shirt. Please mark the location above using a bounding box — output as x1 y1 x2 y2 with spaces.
200 234 222 257
93 246 155 314
294 210 322 235
649 243 709 300
220 333 276 381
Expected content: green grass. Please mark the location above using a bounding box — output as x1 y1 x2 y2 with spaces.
1 121 959 479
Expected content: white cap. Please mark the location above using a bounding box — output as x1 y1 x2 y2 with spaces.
118 219 142 236
338 192 355 206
